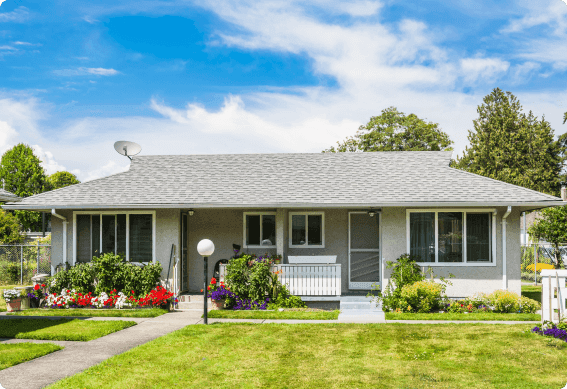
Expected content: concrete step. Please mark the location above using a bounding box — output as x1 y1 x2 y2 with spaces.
177 294 206 303
338 310 386 323
177 300 212 310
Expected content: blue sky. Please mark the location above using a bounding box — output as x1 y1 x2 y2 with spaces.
1 0 567 181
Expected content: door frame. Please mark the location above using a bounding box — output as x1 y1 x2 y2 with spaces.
348 211 382 290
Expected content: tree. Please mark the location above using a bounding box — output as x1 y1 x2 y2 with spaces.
48 171 80 190
528 206 567 269
0 210 25 244
455 88 563 196
0 144 48 231
323 107 453 153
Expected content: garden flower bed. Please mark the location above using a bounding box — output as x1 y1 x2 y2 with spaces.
532 320 567 343
8 308 167 318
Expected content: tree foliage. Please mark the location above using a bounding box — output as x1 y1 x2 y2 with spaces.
528 206 567 269
323 107 453 153
455 88 563 196
0 209 25 244
0 144 48 231
48 171 80 190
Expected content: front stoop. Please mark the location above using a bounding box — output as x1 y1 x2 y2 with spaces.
338 296 385 323
176 294 213 310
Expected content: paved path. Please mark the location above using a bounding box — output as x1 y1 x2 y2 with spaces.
0 312 540 389
0 311 202 389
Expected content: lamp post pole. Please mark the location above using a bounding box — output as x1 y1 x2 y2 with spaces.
204 256 208 324
197 239 214 326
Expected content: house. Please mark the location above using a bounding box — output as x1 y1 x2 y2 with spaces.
2 151 563 301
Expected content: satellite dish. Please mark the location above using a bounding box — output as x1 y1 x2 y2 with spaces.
114 141 141 160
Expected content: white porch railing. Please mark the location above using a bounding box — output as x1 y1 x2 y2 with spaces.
219 263 341 298
541 269 567 323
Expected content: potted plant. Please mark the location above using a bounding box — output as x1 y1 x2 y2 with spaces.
207 277 233 310
273 254 282 265
28 283 47 308
3 289 25 312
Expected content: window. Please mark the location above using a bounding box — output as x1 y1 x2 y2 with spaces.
407 210 494 265
243 213 276 247
289 212 324 248
74 212 155 264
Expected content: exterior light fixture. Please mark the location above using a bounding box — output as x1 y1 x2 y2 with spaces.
368 208 381 217
197 239 215 324
188 209 195 216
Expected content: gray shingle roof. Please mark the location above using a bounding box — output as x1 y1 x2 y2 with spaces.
0 188 21 202
3 151 562 209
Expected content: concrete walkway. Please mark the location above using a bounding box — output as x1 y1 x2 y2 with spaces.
0 310 202 389
0 311 540 389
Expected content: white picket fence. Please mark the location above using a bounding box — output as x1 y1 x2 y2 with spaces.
541 269 567 323
219 263 342 298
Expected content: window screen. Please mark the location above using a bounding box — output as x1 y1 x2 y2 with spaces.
409 213 435 262
130 214 152 262
467 213 490 262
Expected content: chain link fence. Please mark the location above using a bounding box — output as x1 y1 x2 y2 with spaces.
0 243 51 285
521 243 566 284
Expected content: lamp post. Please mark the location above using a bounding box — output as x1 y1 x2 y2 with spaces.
197 239 215 325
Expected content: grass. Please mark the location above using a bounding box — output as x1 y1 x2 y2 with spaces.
48 323 567 389
206 309 340 320
385 312 540 321
522 284 542 304
0 319 136 341
0 284 31 312
8 308 168 318
0 343 63 370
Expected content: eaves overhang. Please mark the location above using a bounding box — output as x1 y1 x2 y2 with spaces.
3 200 566 211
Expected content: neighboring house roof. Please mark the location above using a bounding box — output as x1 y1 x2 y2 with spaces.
2 151 564 210
0 188 21 202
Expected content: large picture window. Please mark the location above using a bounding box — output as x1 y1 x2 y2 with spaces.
74 212 155 264
289 212 324 248
243 212 276 247
407 210 494 265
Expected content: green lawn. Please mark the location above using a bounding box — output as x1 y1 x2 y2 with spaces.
0 343 63 370
9 308 168 318
522 284 542 304
48 323 566 389
207 309 340 320
0 319 136 341
385 312 540 321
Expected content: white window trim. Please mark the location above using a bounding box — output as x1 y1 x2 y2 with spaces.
406 209 496 267
73 211 156 265
289 212 325 249
243 212 277 249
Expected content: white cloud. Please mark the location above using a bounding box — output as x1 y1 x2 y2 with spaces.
0 6 29 23
32 144 80 176
460 57 510 85
53 67 119 77
0 120 18 155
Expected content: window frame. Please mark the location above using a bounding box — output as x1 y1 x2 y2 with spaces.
73 211 156 265
406 209 496 267
242 212 277 249
288 212 325 249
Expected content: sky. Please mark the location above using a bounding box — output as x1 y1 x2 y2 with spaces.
1 0 567 182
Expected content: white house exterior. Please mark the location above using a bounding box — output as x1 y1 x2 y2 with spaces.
3 151 563 299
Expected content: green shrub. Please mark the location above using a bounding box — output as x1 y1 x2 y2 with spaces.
268 286 306 309
0 259 37 285
48 253 162 297
379 254 425 312
399 280 444 313
225 255 251 298
519 296 540 314
249 260 272 301
487 290 520 313
0 210 25 244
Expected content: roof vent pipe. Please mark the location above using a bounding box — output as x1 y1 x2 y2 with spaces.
51 209 68 268
502 206 512 290
562 185 567 201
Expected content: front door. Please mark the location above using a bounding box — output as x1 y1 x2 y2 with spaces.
349 212 381 290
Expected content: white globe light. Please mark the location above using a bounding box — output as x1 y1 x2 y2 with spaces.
197 239 215 256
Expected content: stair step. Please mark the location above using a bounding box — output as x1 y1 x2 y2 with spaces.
177 300 213 310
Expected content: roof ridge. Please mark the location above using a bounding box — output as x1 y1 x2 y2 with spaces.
444 166 561 201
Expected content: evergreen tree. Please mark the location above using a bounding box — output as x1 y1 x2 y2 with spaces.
528 206 567 269
0 144 48 231
455 88 563 196
323 107 453 153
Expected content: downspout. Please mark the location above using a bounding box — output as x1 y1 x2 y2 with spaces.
51 209 68 270
502 206 512 290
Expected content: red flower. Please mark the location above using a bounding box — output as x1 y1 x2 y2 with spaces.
200 289 203 293
207 286 211 290
34 284 40 290
210 277 217 285
41 284 46 288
